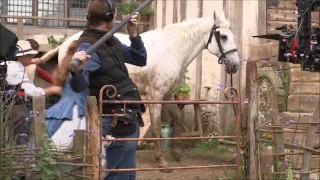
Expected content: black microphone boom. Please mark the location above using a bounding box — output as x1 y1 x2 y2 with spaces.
69 0 154 72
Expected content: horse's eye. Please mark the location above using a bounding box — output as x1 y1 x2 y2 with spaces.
221 35 228 40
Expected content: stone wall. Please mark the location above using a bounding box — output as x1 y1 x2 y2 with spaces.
248 42 320 178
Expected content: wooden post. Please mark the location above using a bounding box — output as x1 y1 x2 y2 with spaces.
64 0 69 28
32 96 45 148
220 0 243 135
245 61 258 179
300 100 320 180
269 77 285 178
195 0 203 101
17 18 25 39
161 0 166 28
73 130 86 175
85 96 100 180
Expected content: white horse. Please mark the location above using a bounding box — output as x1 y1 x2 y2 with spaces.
44 10 240 168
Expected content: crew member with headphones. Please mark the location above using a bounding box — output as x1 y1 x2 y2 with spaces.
66 0 147 179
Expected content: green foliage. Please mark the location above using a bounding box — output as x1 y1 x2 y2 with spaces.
117 1 138 15
140 7 154 16
47 34 67 47
285 166 294 180
194 139 219 150
117 1 154 16
173 83 191 96
34 123 60 180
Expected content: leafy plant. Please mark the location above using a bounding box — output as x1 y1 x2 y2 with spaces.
47 34 67 47
34 122 60 180
118 1 153 16
140 7 154 16
173 83 191 96
117 1 138 15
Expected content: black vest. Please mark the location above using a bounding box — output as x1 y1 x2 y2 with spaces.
77 26 145 114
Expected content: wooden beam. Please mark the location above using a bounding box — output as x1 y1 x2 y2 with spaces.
173 0 177 24
17 18 24 39
220 0 243 135
245 60 258 180
258 0 267 43
300 100 320 180
32 96 45 148
73 130 86 176
180 0 186 22
195 0 203 101
162 0 166 28
85 96 100 180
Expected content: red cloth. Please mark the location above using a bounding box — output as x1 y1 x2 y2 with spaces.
36 66 53 84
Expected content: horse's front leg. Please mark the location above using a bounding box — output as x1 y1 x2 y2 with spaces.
149 103 172 173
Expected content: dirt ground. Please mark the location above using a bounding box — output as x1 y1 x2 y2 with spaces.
135 144 236 180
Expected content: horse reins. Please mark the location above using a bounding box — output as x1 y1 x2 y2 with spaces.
206 24 237 115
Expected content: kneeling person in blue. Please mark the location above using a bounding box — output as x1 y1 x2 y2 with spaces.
68 0 147 179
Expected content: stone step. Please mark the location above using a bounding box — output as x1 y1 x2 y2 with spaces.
290 68 320 83
287 95 320 112
281 111 313 129
290 82 320 95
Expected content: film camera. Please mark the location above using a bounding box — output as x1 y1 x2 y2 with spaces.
0 24 25 104
254 0 320 72
277 0 320 71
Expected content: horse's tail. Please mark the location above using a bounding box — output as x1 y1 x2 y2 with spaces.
52 40 79 87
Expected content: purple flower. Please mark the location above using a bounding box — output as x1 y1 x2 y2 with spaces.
69 133 76 137
294 136 300 141
285 137 290 141
232 153 237 158
35 111 40 118
8 89 15 94
217 84 223 91
263 60 268 64
24 158 30 161
285 159 290 166
19 133 27 137
289 120 295 124
30 111 33 115
284 53 292 57
277 116 282 120
284 121 290 125
243 99 249 104
274 70 280 76
300 54 305 57
265 164 270 168
305 96 312 101
301 113 307 117
269 108 275 112
25 117 30 122
292 143 297 147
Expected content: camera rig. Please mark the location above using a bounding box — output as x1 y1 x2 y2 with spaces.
0 24 25 104
254 0 320 72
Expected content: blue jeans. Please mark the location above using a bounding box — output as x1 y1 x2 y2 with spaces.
102 117 140 180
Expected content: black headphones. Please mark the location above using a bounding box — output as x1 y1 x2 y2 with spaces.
86 0 114 23
104 0 114 23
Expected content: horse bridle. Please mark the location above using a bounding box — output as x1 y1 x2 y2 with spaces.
206 24 237 114
206 24 238 66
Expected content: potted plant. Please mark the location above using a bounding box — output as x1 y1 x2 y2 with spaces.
117 2 138 20
140 6 154 22
173 83 191 101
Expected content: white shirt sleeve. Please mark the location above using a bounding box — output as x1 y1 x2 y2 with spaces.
5 61 46 97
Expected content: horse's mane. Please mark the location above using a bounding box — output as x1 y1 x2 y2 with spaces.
160 16 229 49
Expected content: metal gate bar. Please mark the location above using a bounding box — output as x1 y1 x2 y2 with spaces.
98 85 241 180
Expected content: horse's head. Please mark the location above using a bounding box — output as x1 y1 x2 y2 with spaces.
206 11 240 74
